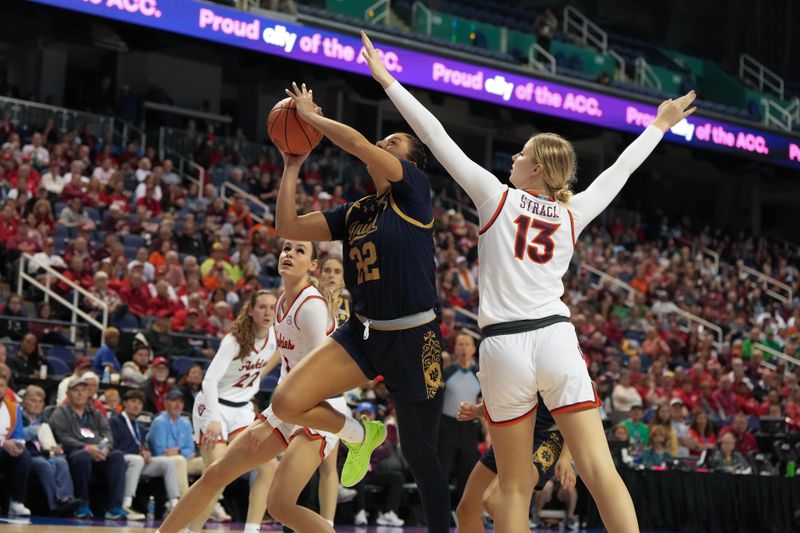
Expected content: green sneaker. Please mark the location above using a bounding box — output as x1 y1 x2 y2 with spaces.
340 417 387 487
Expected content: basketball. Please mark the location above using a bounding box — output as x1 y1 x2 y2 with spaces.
267 97 323 155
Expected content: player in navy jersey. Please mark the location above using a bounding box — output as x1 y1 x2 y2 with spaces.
270 82 450 532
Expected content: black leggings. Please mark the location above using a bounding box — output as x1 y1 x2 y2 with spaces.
394 392 450 533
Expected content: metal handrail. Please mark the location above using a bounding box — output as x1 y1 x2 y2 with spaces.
635 57 662 91
607 49 626 82
412 1 432 36
529 43 556 74
220 181 270 224
742 265 793 303
739 53 784 99
761 98 794 132
578 263 636 303
754 343 800 369
162 147 205 198
562 5 607 52
18 253 108 344
668 306 724 351
0 95 115 135
365 0 390 25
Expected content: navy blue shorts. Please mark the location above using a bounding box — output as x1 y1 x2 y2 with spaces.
479 429 564 490
331 316 444 403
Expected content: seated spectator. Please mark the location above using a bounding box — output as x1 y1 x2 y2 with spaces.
128 247 156 281
0 293 28 341
640 425 673 468
29 237 67 275
709 433 752 475
0 373 33 517
670 399 693 458
8 332 46 379
87 272 127 325
56 357 94 404
48 376 128 519
532 477 579 531
109 389 182 519
650 404 679 456
21 385 80 516
176 364 203 414
59 256 94 292
141 357 173 413
147 313 189 358
200 242 233 278
718 412 758 454
611 369 643 414
146 388 203 496
120 270 153 319
352 402 405 527
81 372 108 417
58 197 94 230
92 157 116 185
621 403 649 454
92 327 122 376
41 161 66 196
121 336 152 387
688 409 717 457
149 280 183 319
207 300 234 337
103 387 123 415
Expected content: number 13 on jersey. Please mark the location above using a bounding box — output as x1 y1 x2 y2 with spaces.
513 215 560 263
349 242 381 284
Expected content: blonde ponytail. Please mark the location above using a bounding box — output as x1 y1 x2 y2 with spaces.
529 132 577 204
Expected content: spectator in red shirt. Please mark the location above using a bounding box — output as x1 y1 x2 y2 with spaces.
628 355 645 385
711 376 738 420
676 379 700 413
6 221 40 257
688 410 716 458
718 412 758 455
119 270 152 319
149 279 182 318
59 256 94 292
135 184 161 217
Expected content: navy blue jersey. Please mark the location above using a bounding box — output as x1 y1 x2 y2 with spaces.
323 160 437 320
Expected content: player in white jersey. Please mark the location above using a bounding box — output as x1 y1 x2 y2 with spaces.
362 31 696 533
187 289 278 533
158 239 344 533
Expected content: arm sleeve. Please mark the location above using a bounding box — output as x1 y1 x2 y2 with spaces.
296 298 330 353
322 202 351 241
568 126 663 234
384 81 504 209
201 334 239 421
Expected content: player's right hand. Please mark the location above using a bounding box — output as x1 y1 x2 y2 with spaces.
457 401 483 421
204 420 223 445
280 149 310 167
651 90 697 132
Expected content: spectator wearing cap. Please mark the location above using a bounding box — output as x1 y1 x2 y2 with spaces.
49 375 128 520
718 412 758 455
439 333 481 502
141 357 173 414
351 401 405 528
92 327 122 376
669 398 693 458
200 242 233 278
146 388 202 494
110 389 182 519
0 373 33 517
621 404 649 454
56 357 94 403
8 332 45 380
121 337 152 387
21 384 81 516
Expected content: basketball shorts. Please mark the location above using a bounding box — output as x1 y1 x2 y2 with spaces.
192 391 256 444
478 321 599 424
331 316 445 403
480 428 564 490
262 396 349 460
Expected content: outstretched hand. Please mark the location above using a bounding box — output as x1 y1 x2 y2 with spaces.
280 149 309 167
652 90 697 132
361 31 395 89
284 82 322 121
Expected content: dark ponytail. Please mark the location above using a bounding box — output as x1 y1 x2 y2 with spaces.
401 133 428 171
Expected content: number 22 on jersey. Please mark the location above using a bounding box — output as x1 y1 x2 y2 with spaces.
513 215 559 263
349 242 381 284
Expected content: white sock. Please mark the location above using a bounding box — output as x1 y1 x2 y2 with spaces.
326 519 334 527
243 522 261 533
122 496 132 508
168 498 179 508
335 416 365 443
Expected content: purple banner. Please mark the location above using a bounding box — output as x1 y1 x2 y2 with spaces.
29 0 800 169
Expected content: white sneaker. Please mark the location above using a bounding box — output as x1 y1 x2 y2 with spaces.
209 501 232 522
354 509 368 526
8 501 31 517
338 485 357 503
123 506 145 520
376 510 404 527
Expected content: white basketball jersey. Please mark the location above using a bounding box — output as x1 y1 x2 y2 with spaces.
216 328 278 403
275 284 335 378
476 187 574 328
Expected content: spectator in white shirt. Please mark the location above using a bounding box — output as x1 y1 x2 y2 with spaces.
28 238 67 274
135 158 152 183
63 160 89 185
134 174 162 201
41 162 67 196
162 159 180 186
92 157 116 185
21 132 49 169
611 369 643 414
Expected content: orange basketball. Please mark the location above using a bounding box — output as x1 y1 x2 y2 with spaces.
267 97 323 155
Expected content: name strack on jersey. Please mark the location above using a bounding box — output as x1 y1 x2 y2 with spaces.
277 332 295 351
237 358 270 372
519 196 560 218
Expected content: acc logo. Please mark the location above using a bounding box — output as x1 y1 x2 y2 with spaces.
286 315 293 326
83 0 163 18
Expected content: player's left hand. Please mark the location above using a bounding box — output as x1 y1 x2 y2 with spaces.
457 401 483 421
555 457 576 490
361 32 395 89
280 149 310 168
285 82 321 120
651 90 697 132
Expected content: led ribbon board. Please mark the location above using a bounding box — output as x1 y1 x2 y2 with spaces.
29 0 800 169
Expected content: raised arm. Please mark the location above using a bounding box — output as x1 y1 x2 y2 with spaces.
285 82 402 195
569 91 697 230
361 32 503 209
275 150 333 241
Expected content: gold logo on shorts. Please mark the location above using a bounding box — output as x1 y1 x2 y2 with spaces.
533 431 564 472
421 331 444 399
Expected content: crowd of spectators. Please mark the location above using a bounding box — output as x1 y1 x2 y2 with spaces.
0 109 799 525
